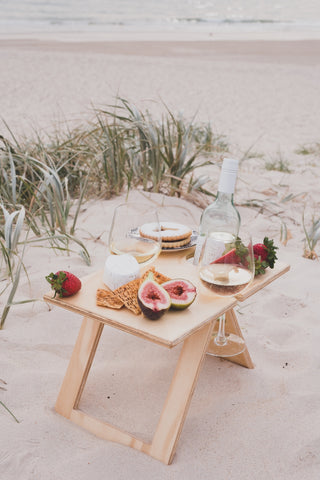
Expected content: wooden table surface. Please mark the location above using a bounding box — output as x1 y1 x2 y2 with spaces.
43 250 290 349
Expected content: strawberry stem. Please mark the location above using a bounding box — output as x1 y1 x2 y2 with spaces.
45 272 67 298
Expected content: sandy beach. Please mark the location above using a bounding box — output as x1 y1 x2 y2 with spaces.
1 35 320 479
1 37 320 153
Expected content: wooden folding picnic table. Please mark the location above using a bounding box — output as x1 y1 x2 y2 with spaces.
43 249 289 465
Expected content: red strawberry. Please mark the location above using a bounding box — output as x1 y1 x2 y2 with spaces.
253 237 278 270
212 248 241 264
253 243 268 262
46 271 81 298
212 239 250 265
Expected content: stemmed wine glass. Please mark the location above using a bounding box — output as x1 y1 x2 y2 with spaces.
108 202 162 267
198 231 254 357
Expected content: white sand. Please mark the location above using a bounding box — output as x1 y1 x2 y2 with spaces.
1 38 320 154
1 36 320 479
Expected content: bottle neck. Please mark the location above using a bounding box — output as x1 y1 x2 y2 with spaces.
199 188 240 238
215 191 235 204
218 165 237 194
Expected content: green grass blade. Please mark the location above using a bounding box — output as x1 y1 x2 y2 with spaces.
0 401 20 423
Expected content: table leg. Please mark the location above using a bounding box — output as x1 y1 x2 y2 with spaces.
55 316 104 418
54 318 213 465
206 308 254 369
145 320 214 464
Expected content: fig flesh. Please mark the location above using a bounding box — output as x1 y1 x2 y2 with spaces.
161 278 197 310
137 272 171 320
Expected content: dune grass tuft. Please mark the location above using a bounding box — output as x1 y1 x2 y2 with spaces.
302 212 320 260
296 143 320 156
265 151 292 173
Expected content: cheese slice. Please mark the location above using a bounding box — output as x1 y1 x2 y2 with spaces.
103 254 140 291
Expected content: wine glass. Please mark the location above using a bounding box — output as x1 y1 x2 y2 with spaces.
108 202 162 267
198 231 254 357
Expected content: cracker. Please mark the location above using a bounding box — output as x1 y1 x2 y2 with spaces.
114 278 141 315
161 236 192 249
141 266 171 284
96 289 124 309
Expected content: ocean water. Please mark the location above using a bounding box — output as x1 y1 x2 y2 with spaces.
1 0 320 36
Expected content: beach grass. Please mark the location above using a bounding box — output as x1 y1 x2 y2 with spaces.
296 143 320 156
1 98 226 209
0 379 19 422
302 212 320 259
265 151 292 173
0 400 20 423
98 98 222 196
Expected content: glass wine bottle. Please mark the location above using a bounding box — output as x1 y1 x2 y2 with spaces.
193 158 240 265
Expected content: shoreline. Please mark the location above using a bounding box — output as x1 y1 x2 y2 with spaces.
1 38 320 66
1 26 320 42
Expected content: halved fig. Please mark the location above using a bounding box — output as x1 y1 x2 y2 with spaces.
161 278 197 310
137 272 171 320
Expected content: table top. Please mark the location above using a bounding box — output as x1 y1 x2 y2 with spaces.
43 249 290 349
